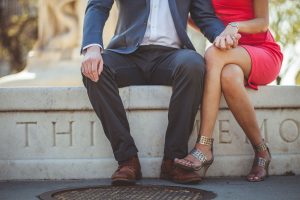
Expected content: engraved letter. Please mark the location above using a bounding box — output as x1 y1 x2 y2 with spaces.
280 119 299 143
219 120 231 143
16 122 37 147
52 121 74 146
90 121 95 146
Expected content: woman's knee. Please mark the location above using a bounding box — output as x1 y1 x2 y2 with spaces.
204 46 219 61
221 64 244 91
204 46 225 71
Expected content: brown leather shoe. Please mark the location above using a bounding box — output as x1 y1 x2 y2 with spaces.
111 156 142 186
160 159 201 184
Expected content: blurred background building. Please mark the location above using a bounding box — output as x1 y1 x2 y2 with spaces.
0 0 299 86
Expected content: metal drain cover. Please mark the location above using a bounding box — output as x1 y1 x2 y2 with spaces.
38 185 216 200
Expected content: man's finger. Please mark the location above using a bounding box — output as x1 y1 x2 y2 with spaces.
232 35 238 48
220 37 226 49
91 60 99 82
225 35 234 48
233 39 238 48
82 62 89 78
231 33 240 48
81 63 85 76
86 60 94 81
98 58 104 76
235 33 241 40
214 36 221 48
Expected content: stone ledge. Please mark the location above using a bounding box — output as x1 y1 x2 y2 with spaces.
0 86 299 111
0 154 298 180
0 86 299 180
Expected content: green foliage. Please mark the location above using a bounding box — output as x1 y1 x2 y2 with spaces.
296 71 300 85
0 0 38 73
270 0 300 84
270 0 300 46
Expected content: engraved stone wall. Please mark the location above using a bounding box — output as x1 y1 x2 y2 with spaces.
0 86 299 180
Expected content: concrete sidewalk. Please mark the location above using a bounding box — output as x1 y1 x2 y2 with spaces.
0 176 299 200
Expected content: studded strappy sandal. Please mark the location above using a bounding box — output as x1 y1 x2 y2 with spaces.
175 136 214 175
247 142 271 182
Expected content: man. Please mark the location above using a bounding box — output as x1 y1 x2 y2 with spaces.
81 0 236 185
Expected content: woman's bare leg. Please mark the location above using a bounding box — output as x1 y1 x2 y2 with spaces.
175 46 252 167
175 46 270 181
221 64 270 181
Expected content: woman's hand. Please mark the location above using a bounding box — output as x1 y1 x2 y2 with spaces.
214 24 241 50
215 0 269 50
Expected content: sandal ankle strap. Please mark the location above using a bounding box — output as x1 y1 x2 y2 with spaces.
254 142 268 153
196 136 214 146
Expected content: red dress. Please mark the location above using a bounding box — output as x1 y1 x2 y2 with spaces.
212 0 283 89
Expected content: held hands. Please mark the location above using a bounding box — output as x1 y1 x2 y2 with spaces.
81 46 103 82
214 24 241 50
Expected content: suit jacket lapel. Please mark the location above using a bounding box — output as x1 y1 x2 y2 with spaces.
169 0 184 30
146 0 150 7
145 0 150 14
168 0 194 49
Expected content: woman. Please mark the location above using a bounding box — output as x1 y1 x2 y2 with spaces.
175 0 283 182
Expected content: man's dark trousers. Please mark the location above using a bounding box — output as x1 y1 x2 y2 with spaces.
83 45 205 163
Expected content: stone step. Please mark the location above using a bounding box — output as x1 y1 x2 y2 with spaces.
0 86 299 180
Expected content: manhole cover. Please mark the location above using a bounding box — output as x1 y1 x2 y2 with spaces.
39 185 216 200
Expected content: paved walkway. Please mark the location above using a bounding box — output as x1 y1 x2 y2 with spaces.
0 176 299 200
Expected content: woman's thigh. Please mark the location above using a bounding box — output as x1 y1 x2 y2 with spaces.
240 45 281 86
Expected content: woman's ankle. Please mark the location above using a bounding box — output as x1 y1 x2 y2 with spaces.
256 149 271 160
195 143 211 150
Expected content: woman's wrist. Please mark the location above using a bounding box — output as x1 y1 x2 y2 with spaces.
228 22 239 31
221 23 239 37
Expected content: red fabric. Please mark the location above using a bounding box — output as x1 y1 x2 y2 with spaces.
212 0 283 89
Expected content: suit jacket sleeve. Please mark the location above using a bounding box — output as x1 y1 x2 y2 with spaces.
190 0 225 43
81 0 114 53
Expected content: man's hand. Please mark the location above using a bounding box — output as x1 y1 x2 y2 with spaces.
81 46 103 82
214 24 241 50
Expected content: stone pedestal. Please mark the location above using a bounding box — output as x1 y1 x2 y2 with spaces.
0 86 299 180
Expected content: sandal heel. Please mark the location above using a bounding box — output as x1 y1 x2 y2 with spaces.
247 141 271 182
266 162 270 177
201 164 210 177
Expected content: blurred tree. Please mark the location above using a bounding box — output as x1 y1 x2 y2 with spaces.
0 0 37 73
270 0 300 84
296 71 300 85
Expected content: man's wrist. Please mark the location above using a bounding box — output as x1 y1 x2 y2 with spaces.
87 45 101 53
82 44 103 55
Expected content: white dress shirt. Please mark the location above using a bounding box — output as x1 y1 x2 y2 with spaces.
84 0 181 51
141 0 181 48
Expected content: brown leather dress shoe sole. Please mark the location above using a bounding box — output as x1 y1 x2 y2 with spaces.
112 173 142 186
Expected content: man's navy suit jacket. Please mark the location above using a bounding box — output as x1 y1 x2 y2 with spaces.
82 0 225 54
